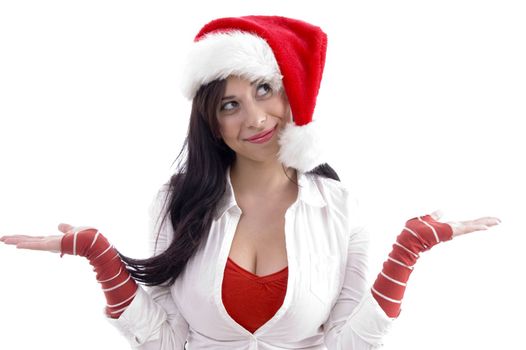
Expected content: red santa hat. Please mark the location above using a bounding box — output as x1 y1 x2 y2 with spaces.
180 15 328 172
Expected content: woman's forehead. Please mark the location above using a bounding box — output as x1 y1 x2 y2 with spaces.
225 75 263 85
223 76 260 93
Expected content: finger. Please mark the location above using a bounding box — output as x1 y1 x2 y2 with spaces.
1 236 46 245
1 237 20 245
58 223 75 234
59 225 93 234
469 224 489 232
455 217 501 230
429 209 443 221
16 241 47 250
452 224 489 237
16 241 59 253
471 217 501 227
3 239 44 246
1 235 46 241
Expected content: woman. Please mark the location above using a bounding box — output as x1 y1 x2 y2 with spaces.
0 15 500 349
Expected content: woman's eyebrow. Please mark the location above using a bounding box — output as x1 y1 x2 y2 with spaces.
222 81 261 100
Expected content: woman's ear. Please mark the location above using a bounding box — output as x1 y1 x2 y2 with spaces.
280 88 289 103
280 89 293 123
284 101 293 123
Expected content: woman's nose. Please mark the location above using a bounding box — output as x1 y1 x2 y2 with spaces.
244 100 267 128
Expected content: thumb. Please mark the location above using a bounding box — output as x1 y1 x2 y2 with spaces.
58 223 74 234
429 209 444 221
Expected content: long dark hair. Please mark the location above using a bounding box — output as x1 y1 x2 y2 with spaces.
118 79 340 287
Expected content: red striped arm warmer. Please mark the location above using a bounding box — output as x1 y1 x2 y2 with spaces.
372 214 453 317
60 228 138 319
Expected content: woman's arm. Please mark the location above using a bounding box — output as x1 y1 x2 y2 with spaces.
0 186 189 349
323 203 500 349
0 226 139 319
323 223 393 349
371 211 500 318
105 186 189 349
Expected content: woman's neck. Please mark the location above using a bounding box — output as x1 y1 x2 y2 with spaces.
229 158 297 198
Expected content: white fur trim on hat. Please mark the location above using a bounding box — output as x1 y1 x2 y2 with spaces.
181 31 283 99
277 120 326 172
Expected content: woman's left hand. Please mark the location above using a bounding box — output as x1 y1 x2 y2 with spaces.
429 210 501 238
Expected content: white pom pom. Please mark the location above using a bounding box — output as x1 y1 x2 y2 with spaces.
277 120 326 172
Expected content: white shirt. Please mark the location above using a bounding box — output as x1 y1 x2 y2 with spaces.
107 167 394 349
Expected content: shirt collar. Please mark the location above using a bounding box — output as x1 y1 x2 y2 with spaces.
214 166 327 220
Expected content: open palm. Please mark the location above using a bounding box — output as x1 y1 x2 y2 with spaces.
0 223 90 253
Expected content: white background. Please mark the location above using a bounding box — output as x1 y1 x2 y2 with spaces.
0 1 524 349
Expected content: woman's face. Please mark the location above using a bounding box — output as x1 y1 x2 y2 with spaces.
216 75 291 163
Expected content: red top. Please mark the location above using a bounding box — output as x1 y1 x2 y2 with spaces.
221 257 288 333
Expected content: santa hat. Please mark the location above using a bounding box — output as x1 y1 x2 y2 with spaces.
180 15 328 172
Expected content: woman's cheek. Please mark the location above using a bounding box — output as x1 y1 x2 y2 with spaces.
218 120 239 141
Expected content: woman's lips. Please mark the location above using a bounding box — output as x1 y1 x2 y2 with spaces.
245 126 277 143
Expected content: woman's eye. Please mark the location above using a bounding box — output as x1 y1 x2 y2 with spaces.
256 83 272 97
220 101 238 111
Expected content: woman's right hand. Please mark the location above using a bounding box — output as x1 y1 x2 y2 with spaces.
2 223 139 318
0 223 84 254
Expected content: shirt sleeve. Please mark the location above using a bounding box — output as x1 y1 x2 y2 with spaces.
323 198 394 349
105 185 189 349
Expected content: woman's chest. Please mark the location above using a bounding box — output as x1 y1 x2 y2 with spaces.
170 205 352 341
228 207 288 276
